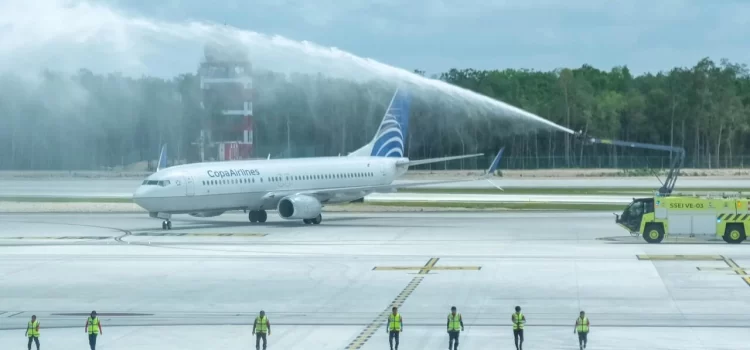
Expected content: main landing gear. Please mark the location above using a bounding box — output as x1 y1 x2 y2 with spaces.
161 220 172 230
249 210 268 223
302 214 322 225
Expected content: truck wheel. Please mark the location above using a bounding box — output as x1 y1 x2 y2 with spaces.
643 224 665 243
723 224 746 244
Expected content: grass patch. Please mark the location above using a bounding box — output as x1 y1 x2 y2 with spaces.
0 196 133 203
367 201 626 211
399 187 750 195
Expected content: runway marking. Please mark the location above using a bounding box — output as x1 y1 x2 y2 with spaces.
638 255 750 287
130 232 267 237
0 236 111 240
636 254 723 261
697 257 750 287
345 258 435 350
373 258 481 273
52 312 154 316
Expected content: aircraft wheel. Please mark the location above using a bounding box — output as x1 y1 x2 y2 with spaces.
167 220 172 230
162 221 167 230
312 214 322 225
303 219 311 225
249 211 258 223
258 210 267 223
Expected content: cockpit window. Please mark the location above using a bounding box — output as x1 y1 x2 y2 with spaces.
158 180 170 187
147 180 158 185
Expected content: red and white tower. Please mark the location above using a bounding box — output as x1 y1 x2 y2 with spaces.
197 41 254 161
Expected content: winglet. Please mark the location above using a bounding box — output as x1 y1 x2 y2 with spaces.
483 147 505 190
156 144 168 172
486 147 504 175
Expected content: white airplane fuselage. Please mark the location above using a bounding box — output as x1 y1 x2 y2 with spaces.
133 156 406 215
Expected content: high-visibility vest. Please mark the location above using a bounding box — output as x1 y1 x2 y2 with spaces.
512 312 524 330
255 316 269 333
576 317 589 332
388 314 402 331
448 313 461 331
27 320 40 337
87 317 99 334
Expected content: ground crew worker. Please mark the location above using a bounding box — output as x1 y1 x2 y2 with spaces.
252 310 271 350
447 306 464 350
26 315 40 350
574 311 590 349
385 306 402 350
84 310 102 350
511 306 525 350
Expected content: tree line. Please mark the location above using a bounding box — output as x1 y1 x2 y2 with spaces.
0 57 748 171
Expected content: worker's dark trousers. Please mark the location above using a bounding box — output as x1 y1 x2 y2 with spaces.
389 330 400 350
88 334 98 350
448 330 460 349
27 336 40 350
513 329 524 350
255 332 267 350
578 331 588 349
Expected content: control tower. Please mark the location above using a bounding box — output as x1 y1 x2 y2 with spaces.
195 41 254 161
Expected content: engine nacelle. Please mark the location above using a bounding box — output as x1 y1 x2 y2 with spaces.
277 194 322 220
188 210 226 218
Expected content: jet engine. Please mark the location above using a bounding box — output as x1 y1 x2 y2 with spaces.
188 210 226 218
277 194 322 219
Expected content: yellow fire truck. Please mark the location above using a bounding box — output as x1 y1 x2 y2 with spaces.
575 132 745 244
615 193 749 244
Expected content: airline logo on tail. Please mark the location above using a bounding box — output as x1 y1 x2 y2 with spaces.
370 88 410 158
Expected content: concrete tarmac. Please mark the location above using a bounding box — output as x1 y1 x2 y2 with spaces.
1 211 749 349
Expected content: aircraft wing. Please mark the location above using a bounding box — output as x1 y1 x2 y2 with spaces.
396 153 484 167
268 148 504 201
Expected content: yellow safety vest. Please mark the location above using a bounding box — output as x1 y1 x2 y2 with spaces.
87 317 99 334
27 320 40 337
388 313 402 331
512 312 524 330
255 316 269 333
448 313 461 331
576 317 589 332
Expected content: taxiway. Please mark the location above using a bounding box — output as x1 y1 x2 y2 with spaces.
1 211 748 349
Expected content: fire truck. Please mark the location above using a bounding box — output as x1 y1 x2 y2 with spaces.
576 133 747 244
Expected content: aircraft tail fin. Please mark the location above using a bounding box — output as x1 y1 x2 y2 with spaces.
156 144 167 172
349 88 410 158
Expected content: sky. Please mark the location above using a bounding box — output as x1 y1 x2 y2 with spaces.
101 0 750 77
1 0 748 79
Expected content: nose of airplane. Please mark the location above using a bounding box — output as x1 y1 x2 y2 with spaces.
132 185 151 208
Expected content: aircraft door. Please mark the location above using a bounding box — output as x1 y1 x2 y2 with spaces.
185 176 195 196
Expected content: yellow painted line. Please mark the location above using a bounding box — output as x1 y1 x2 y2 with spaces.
373 258 481 273
373 266 482 271
696 267 750 273
723 257 750 287
346 258 436 350
636 254 723 261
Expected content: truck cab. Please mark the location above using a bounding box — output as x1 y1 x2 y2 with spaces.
615 197 654 234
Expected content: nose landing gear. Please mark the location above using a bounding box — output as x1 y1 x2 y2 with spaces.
161 220 172 230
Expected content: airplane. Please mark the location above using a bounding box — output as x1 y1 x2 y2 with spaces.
133 88 505 230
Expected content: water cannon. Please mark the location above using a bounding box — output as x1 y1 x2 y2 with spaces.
573 130 596 145
571 129 685 195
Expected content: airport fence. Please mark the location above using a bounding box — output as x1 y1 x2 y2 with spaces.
407 155 750 171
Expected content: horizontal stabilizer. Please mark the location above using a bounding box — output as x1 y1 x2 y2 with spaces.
396 153 484 167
